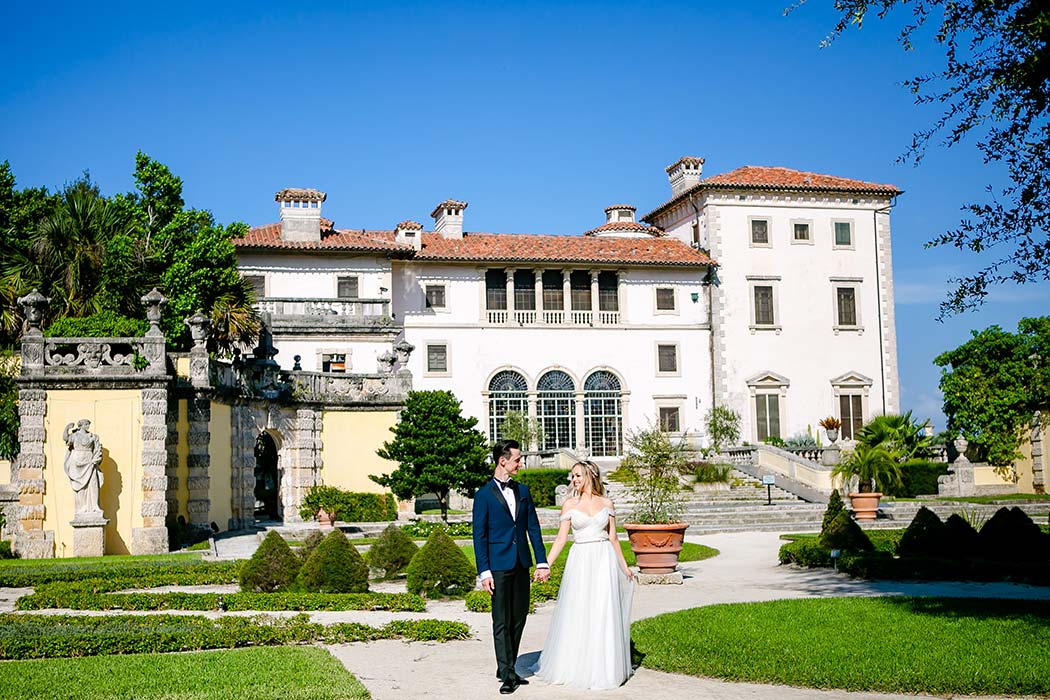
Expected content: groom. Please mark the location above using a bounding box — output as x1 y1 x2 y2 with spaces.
474 438 549 695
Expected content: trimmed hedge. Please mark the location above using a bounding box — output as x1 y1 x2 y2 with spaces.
368 524 419 579
239 531 301 592
406 528 476 598
296 529 369 593
401 520 472 538
978 507 1050 563
820 512 874 552
778 539 833 568
891 459 951 498
43 311 148 339
298 486 398 522
821 490 846 536
514 469 570 508
942 513 980 558
0 560 237 588
0 612 469 660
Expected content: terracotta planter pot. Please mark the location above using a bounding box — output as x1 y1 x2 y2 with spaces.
624 522 689 574
316 507 336 529
848 492 882 521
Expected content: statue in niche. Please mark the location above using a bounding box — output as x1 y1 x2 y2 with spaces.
63 419 104 517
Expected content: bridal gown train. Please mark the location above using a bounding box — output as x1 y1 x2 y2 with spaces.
532 507 635 690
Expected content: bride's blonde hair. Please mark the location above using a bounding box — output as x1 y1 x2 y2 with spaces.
572 460 605 497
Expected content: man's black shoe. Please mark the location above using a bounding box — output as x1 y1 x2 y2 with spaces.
514 676 529 685
499 679 518 694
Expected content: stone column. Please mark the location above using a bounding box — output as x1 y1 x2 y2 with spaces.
286 407 323 524
574 390 586 453
14 389 52 558
186 396 212 528
562 270 571 317
533 269 543 322
230 403 257 530
132 387 170 554
616 269 626 323
526 390 539 454
1031 411 1045 494
590 270 600 321
505 269 515 318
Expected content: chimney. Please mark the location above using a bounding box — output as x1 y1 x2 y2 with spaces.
604 204 636 224
275 188 327 242
394 220 423 251
665 157 704 196
431 199 468 239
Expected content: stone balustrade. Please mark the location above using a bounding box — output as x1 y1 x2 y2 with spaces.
256 297 391 318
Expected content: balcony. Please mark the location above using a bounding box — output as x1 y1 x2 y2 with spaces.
485 308 619 326
255 297 398 335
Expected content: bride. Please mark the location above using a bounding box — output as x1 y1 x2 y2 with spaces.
530 460 635 690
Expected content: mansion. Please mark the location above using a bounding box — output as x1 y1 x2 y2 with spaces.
235 157 901 459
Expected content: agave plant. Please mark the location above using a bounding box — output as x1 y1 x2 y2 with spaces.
832 443 903 493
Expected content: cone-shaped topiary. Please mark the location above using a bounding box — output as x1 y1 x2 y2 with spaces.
819 511 874 552
406 526 476 598
942 513 980 559
368 524 420 579
299 530 325 562
978 507 1049 563
297 529 369 593
821 490 846 537
898 506 947 558
239 530 302 592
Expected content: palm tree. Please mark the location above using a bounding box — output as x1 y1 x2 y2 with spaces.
832 443 903 494
856 411 934 462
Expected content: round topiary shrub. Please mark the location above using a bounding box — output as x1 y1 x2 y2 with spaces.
239 531 302 592
297 529 369 593
898 506 947 558
368 524 419 579
299 530 325 562
406 527 477 598
942 513 980 559
819 511 874 552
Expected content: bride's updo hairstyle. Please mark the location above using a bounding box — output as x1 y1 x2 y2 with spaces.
573 460 605 497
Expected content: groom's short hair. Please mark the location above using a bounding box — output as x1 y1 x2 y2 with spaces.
492 439 520 465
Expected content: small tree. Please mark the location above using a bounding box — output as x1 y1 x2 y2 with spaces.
499 410 544 452
372 391 490 522
619 425 689 524
239 531 301 592
368 524 419 579
296 529 369 593
705 405 741 453
821 490 846 537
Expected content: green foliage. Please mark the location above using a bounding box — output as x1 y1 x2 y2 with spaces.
239 531 301 593
400 520 472 538
0 559 236 589
298 530 325 562
513 469 569 507
499 410 544 450
43 310 147 338
296 530 368 593
818 416 841 430
942 513 980 559
0 542 13 560
690 461 732 483
465 589 492 612
977 506 1050 563
367 524 419 579
936 317 1050 466
832 443 903 493
819 511 874 552
856 412 934 462
0 352 18 460
821 490 846 536
778 539 833 568
892 459 950 498
619 425 689 524
762 435 786 448
705 405 740 452
405 527 477 598
297 486 398 522
373 391 491 521
897 507 947 558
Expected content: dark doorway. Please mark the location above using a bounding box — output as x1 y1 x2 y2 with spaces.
254 432 280 521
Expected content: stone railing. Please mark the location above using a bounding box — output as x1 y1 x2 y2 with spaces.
785 446 824 463
22 335 168 380
288 370 410 405
256 297 391 318
484 308 619 327
724 445 758 466
724 444 835 495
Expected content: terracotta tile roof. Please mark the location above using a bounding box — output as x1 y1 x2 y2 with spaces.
274 188 327 203
603 204 636 213
396 220 423 230
238 225 713 267
583 221 666 237
642 165 902 222
430 199 468 218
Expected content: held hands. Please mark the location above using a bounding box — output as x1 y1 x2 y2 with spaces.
533 568 551 583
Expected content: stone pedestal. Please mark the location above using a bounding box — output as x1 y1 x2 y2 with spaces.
821 443 841 467
635 570 684 585
131 526 169 554
71 515 108 558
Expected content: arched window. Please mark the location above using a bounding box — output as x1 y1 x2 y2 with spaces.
488 370 528 444
537 370 576 451
584 370 623 457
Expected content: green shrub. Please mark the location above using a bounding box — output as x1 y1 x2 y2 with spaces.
778 539 832 568
298 530 325 562
0 562 238 590
44 311 148 338
401 520 472 538
821 490 846 536
406 527 477 598
465 589 492 612
0 542 14 560
819 512 874 552
942 513 980 558
690 461 732 483
898 507 947 558
890 459 950 497
514 469 569 508
384 618 471 642
298 486 398 522
368 524 419 579
239 531 301 592
978 507 1050 563
296 529 368 593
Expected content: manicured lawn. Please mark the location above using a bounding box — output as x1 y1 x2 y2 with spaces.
632 597 1050 695
459 540 719 569
0 646 369 700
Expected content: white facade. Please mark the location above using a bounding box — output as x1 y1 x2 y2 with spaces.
235 159 900 458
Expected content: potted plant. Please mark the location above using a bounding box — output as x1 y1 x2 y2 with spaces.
818 416 842 443
299 485 345 528
831 443 903 520
618 426 690 575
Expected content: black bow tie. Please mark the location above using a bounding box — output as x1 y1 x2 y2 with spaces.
497 479 513 491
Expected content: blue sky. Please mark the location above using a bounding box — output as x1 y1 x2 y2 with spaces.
2 1 1047 430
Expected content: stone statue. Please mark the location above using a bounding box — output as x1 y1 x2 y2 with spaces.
63 419 104 517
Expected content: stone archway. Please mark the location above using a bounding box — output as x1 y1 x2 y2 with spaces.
253 432 281 522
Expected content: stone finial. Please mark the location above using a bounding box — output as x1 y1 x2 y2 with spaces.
293 354 302 371
430 199 468 240
377 350 397 374
184 311 211 350
141 288 168 337
393 340 415 365
17 289 49 334
953 436 970 464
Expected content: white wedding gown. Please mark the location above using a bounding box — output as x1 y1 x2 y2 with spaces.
531 507 635 690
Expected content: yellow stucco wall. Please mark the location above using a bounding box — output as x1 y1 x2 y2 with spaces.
209 401 233 531
43 389 143 557
0 459 10 485
321 410 398 492
973 465 1017 487
175 399 190 521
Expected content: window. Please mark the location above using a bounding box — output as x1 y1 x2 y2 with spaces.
337 276 359 299
584 371 623 457
513 270 536 310
793 222 811 242
597 271 618 311
488 371 528 443
321 353 346 373
754 286 774 325
691 221 701 246
425 284 446 309
755 394 781 441
243 274 265 299
659 407 681 433
747 276 781 332
657 344 679 374
569 271 591 310
839 394 863 440
426 344 448 374
750 218 770 246
485 269 507 310
836 287 857 326
538 370 576 450
834 221 853 248
656 288 676 311
542 270 563 310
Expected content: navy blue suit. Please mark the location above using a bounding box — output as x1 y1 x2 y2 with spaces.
473 479 548 682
